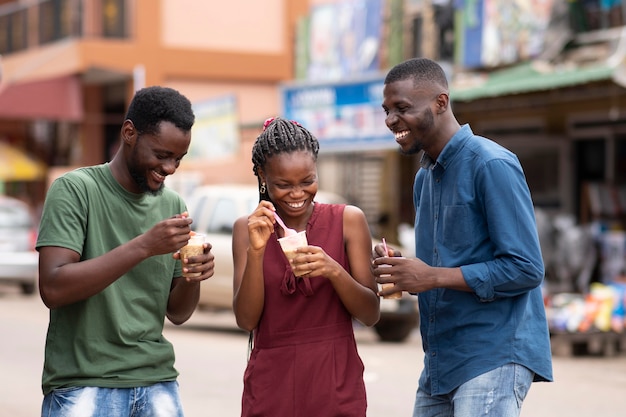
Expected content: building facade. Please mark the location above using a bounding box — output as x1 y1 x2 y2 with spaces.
2 0 625 248
0 0 311 205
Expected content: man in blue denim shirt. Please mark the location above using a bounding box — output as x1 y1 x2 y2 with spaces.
374 58 553 417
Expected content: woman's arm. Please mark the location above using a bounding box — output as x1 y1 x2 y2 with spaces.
232 201 276 331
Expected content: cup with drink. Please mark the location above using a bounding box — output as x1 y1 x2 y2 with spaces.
380 238 402 299
180 232 205 278
278 230 310 277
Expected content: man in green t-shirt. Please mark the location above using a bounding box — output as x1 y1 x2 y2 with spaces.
37 86 215 417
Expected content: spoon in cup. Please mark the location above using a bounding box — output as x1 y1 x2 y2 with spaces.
273 212 298 237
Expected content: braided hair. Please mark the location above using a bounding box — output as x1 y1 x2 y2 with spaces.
251 117 320 201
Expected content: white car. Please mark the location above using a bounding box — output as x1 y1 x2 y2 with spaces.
186 184 419 342
0 195 38 294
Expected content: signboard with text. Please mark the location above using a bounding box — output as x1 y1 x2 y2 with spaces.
281 75 395 152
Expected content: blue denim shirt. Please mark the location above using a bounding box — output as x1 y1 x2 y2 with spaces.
413 124 553 395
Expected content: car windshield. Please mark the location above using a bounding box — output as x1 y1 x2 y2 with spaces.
0 202 32 228
207 196 258 234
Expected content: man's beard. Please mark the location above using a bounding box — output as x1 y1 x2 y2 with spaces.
129 168 164 196
129 149 164 196
399 141 422 156
399 109 432 156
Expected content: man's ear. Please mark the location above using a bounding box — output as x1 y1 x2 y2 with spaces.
121 120 137 145
434 92 450 114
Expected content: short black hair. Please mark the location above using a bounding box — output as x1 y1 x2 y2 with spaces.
125 86 195 136
384 58 448 90
251 117 319 200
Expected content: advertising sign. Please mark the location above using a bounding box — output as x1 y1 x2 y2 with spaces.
281 75 395 152
457 0 555 69
306 0 383 81
189 94 239 160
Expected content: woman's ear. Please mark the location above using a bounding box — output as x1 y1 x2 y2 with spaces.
258 168 266 186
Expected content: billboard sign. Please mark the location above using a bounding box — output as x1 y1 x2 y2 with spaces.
189 94 239 160
281 75 395 152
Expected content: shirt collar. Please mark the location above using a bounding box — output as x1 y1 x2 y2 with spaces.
420 124 473 170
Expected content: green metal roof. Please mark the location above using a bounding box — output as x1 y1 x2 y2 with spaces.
451 61 615 102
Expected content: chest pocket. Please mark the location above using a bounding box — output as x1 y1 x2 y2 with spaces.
442 205 472 253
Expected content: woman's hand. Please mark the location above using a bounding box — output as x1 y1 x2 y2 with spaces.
247 201 276 251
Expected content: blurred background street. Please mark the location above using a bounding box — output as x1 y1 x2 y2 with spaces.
2 286 626 417
3 1 626 415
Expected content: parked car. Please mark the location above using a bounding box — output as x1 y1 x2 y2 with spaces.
0 195 38 294
185 184 419 342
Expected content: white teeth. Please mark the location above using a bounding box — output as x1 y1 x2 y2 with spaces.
288 201 305 209
153 171 165 180
394 131 409 140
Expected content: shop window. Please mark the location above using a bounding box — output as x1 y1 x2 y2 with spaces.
518 148 561 208
411 15 422 58
0 8 27 54
576 140 605 181
616 138 626 185
575 140 607 223
102 0 126 38
433 0 454 61
569 0 625 32
39 0 79 44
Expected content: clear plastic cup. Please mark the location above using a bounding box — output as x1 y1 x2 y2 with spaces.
278 230 310 277
381 283 402 299
180 233 205 278
379 262 402 299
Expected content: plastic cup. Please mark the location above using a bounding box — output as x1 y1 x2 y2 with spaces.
381 283 402 299
379 262 402 299
180 233 205 278
278 230 310 277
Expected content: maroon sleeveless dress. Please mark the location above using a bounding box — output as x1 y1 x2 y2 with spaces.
241 203 367 417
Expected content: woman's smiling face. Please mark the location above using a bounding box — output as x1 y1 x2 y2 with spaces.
260 150 318 218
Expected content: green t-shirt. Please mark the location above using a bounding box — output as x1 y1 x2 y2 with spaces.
36 163 186 395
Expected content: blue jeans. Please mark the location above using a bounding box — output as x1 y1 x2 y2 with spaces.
413 364 534 417
41 381 185 417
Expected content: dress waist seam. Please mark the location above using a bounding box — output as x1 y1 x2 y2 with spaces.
255 320 353 348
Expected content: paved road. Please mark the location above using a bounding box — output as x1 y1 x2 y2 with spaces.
2 284 626 416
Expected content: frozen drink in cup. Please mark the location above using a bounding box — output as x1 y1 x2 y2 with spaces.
380 238 402 299
380 282 402 299
180 233 205 278
278 230 310 277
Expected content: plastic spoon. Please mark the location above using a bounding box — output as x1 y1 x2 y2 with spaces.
273 212 298 236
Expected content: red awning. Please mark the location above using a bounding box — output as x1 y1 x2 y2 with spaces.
0 75 83 121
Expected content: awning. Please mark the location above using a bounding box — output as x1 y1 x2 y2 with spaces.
0 74 83 121
0 142 47 181
451 61 617 102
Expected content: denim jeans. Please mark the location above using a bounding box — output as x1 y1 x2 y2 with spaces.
41 381 185 417
413 363 534 417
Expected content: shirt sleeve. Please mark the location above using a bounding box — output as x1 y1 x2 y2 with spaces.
460 158 545 301
36 175 88 255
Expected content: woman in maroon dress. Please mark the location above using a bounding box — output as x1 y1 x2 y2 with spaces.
232 117 380 417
